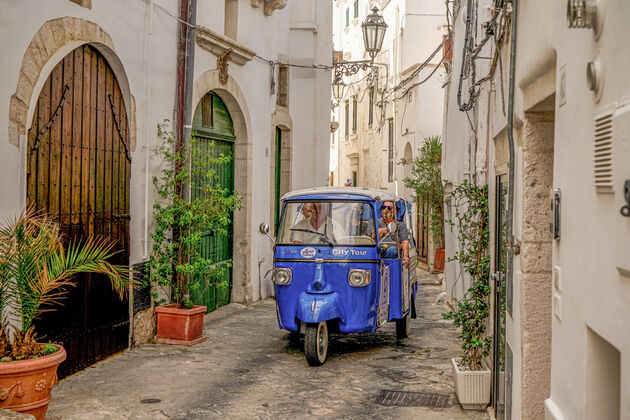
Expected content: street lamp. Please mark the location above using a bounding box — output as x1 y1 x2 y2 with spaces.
332 77 346 105
362 7 388 60
331 6 387 105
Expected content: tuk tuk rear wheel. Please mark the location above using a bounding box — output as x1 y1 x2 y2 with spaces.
304 321 328 366
396 313 410 339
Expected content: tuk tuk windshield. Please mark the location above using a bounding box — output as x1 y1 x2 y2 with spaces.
277 201 376 246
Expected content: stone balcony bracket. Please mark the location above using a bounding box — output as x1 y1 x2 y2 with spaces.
251 0 288 16
196 26 256 65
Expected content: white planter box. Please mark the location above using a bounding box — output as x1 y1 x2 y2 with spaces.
451 358 491 410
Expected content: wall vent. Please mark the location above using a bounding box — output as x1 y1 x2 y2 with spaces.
593 112 614 192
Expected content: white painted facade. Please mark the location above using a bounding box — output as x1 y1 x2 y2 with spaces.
330 0 446 196
329 0 446 266
442 0 630 419
0 0 331 309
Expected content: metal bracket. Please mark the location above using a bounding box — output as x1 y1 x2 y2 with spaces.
107 94 132 162
30 84 70 153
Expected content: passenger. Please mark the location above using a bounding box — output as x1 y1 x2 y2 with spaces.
349 203 375 240
377 200 410 268
290 202 340 245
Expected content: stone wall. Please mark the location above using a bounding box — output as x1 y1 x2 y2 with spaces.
519 108 555 420
132 308 156 346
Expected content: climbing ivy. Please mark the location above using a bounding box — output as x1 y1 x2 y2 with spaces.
443 179 491 371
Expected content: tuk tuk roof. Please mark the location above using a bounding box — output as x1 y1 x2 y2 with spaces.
281 187 397 202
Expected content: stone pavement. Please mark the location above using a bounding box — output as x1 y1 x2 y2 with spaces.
45 269 488 420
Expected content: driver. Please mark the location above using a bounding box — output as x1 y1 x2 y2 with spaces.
377 200 410 268
290 203 341 245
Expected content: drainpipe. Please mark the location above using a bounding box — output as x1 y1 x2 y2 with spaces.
175 0 197 302
506 0 519 258
142 0 153 260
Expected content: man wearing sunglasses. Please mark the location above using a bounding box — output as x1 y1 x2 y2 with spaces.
377 200 411 268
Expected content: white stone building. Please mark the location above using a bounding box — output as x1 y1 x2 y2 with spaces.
0 0 331 374
329 0 447 266
442 0 630 419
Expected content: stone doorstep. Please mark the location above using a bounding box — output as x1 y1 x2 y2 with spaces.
203 302 248 325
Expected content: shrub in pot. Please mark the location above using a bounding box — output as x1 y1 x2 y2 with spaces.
149 122 240 345
443 180 492 410
0 209 130 419
401 135 445 270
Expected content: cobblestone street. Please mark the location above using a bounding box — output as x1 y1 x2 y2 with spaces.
46 269 488 420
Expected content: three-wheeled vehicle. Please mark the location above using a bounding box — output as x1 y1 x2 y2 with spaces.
259 187 418 366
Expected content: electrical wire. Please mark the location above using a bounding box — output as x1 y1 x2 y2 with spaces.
138 0 333 71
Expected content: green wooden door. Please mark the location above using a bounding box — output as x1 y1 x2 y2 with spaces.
191 92 234 312
274 127 282 234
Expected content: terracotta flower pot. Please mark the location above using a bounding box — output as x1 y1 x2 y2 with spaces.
0 344 66 420
155 304 207 346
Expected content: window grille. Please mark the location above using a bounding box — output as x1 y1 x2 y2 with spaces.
352 97 357 133
345 101 349 138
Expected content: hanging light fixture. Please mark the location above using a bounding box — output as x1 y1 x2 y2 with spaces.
330 6 387 108
332 76 346 104
362 7 388 60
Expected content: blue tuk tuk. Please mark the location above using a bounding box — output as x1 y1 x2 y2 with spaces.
259 187 418 366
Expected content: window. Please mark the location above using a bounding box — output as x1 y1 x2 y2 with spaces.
352 96 357 133
202 94 213 127
276 65 289 108
368 87 374 127
353 0 359 19
388 119 394 182
344 101 349 138
352 171 358 187
224 0 238 39
346 8 350 27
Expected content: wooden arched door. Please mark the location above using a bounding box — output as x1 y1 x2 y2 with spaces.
26 44 131 378
190 91 234 312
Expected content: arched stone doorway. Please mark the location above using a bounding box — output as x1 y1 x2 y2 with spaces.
270 109 293 235
190 91 235 311
26 44 131 378
193 70 253 304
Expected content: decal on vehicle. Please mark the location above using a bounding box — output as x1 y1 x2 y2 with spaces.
300 247 317 258
332 248 368 256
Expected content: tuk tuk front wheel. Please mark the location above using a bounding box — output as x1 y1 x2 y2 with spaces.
304 321 328 366
396 313 410 339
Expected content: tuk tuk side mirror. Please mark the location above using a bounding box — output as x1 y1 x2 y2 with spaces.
259 223 270 234
259 222 275 244
387 221 397 234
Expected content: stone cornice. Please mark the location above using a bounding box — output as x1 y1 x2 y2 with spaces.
196 26 255 65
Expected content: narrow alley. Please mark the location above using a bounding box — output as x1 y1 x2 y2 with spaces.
45 270 487 420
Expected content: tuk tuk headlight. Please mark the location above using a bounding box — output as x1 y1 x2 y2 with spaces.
273 268 292 286
348 269 370 287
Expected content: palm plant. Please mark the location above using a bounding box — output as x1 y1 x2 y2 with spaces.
0 208 131 360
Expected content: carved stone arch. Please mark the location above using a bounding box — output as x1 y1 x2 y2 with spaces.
193 69 254 304
270 108 293 235
9 17 136 151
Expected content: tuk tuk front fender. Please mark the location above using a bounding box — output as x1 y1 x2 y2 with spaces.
297 291 345 324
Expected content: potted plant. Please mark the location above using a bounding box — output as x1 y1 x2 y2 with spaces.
149 122 240 346
402 135 445 270
0 209 130 419
443 180 492 409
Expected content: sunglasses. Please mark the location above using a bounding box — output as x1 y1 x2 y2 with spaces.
383 206 393 210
